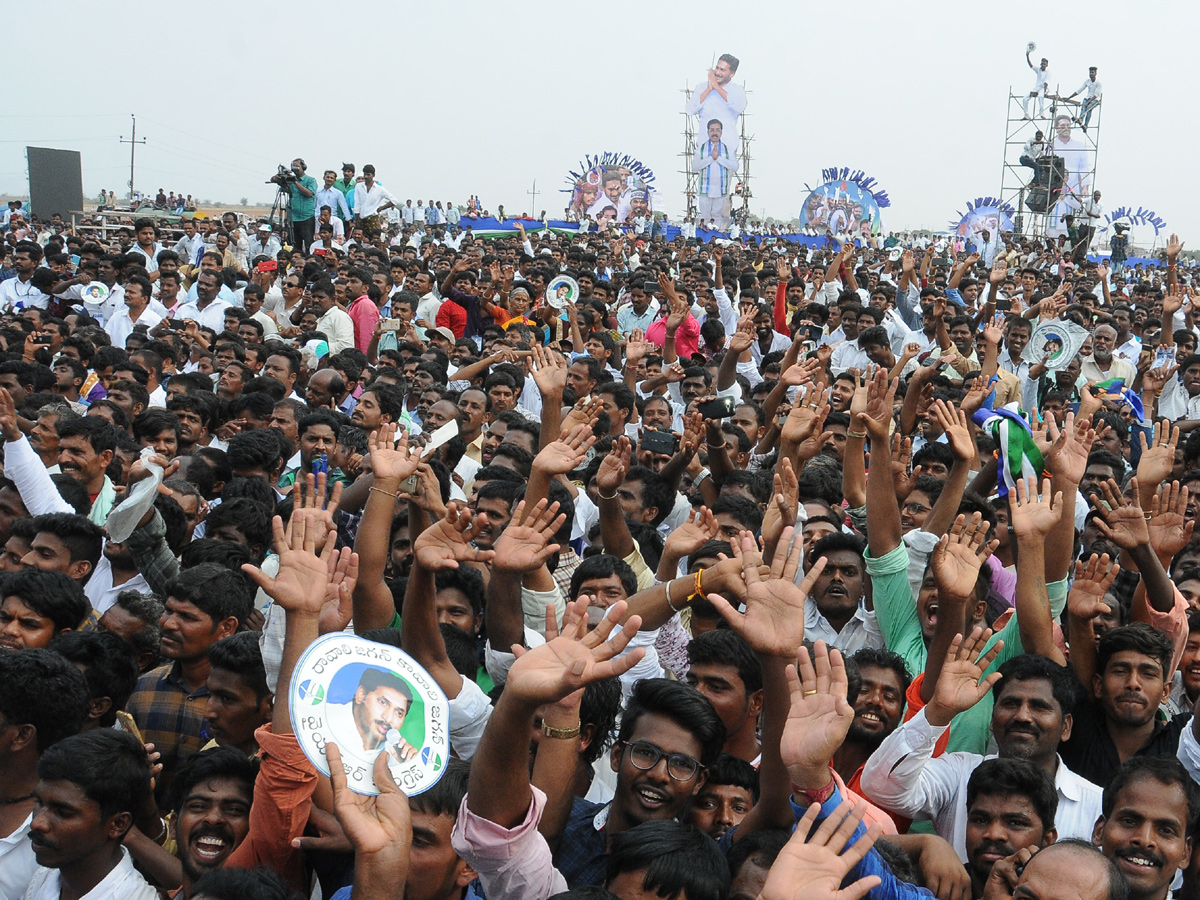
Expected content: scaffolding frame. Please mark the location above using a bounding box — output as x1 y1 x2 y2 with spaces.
998 79 1103 243
679 82 754 227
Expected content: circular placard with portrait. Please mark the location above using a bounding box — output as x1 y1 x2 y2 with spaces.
82 281 111 304
290 634 449 796
545 274 580 310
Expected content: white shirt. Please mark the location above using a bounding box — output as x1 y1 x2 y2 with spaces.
353 182 399 217
803 598 884 654
246 235 282 264
105 304 163 349
1075 77 1102 101
173 297 233 333
859 707 1104 861
0 276 46 312
1031 63 1052 93
0 812 36 900
684 78 748 140
830 340 872 375
316 305 355 354
24 847 158 900
128 242 163 273
84 555 151 615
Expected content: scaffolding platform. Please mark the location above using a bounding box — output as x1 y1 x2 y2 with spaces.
998 82 1103 242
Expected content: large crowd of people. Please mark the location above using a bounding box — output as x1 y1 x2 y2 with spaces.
1 186 1199 900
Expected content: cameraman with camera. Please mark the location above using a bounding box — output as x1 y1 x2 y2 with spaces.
270 158 317 253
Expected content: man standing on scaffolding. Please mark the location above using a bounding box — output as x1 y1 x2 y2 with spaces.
1023 50 1052 119
1067 67 1103 133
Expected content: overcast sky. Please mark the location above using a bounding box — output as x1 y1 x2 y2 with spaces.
2 2 1193 243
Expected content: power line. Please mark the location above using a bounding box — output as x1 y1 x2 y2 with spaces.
138 117 280 166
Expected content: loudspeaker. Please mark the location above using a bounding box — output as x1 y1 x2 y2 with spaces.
26 147 83 220
1032 155 1066 191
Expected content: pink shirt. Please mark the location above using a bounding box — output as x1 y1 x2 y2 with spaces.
451 787 567 900
645 312 701 361
347 295 379 353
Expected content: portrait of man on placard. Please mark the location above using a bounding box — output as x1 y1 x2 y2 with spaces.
328 666 419 763
685 52 747 142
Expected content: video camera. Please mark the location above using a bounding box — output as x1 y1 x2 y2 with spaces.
269 164 299 185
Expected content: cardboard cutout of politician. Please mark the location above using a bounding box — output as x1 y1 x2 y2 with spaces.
692 119 738 230
1047 113 1090 237
685 53 746 153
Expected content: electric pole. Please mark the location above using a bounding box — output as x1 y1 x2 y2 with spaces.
119 114 146 204
527 180 538 217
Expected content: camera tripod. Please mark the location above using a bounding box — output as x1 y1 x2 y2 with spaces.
266 181 294 248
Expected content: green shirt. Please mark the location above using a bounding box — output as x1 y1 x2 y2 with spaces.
289 175 320 222
866 542 1068 754
332 178 356 214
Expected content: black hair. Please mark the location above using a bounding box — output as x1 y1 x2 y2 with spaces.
297 409 341 439
704 752 761 803
724 829 790 880
2 566 88 632
605 820 729 900
29 511 104 572
912 441 955 473
1101 756 1200 838
205 498 274 561
617 678 726 767
0 648 89 752
580 677 622 766
966 757 1058 834
207 632 270 703
1096 622 1173 681
411 756 470 819
624 466 674 527
37 729 150 827
721 470 772 506
362 381 406 421
710 495 764 535
169 746 259 815
991 654 1079 717
569 553 638 602
190 868 299 900
46 630 140 727
687 629 763 694
56 415 118 455
163 563 253 628
811 531 866 565
435 568 485 617
850 647 912 696
227 429 285 476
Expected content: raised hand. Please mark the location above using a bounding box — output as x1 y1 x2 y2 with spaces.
624 329 651 366
665 506 719 558
413 502 497 572
781 642 856 782
855 367 897 444
931 513 997 602
595 436 632 496
530 343 568 398
961 376 990 417
369 424 423 482
1137 420 1180 492
326 743 411 857
1044 411 1094 487
535 424 596 476
1093 478 1149 551
491 499 567 574
243 503 353 617
708 529 827 658
1008 475 1063 539
1148 481 1194 564
1067 553 1119 623
891 434 921 502
781 357 823 388
925 628 1004 727
760 801 882 900
562 396 603 434
504 596 644 708
761 459 800 553
781 389 829 447
728 313 756 354
0 388 21 442
1166 233 1186 260
1144 363 1178 396
931 398 974 463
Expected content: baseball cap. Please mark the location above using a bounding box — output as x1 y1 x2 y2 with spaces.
258 224 271 232
432 326 455 342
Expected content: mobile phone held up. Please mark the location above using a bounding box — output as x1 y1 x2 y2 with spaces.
697 396 735 419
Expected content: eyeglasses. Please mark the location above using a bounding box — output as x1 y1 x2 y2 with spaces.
619 740 703 781
902 502 931 515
